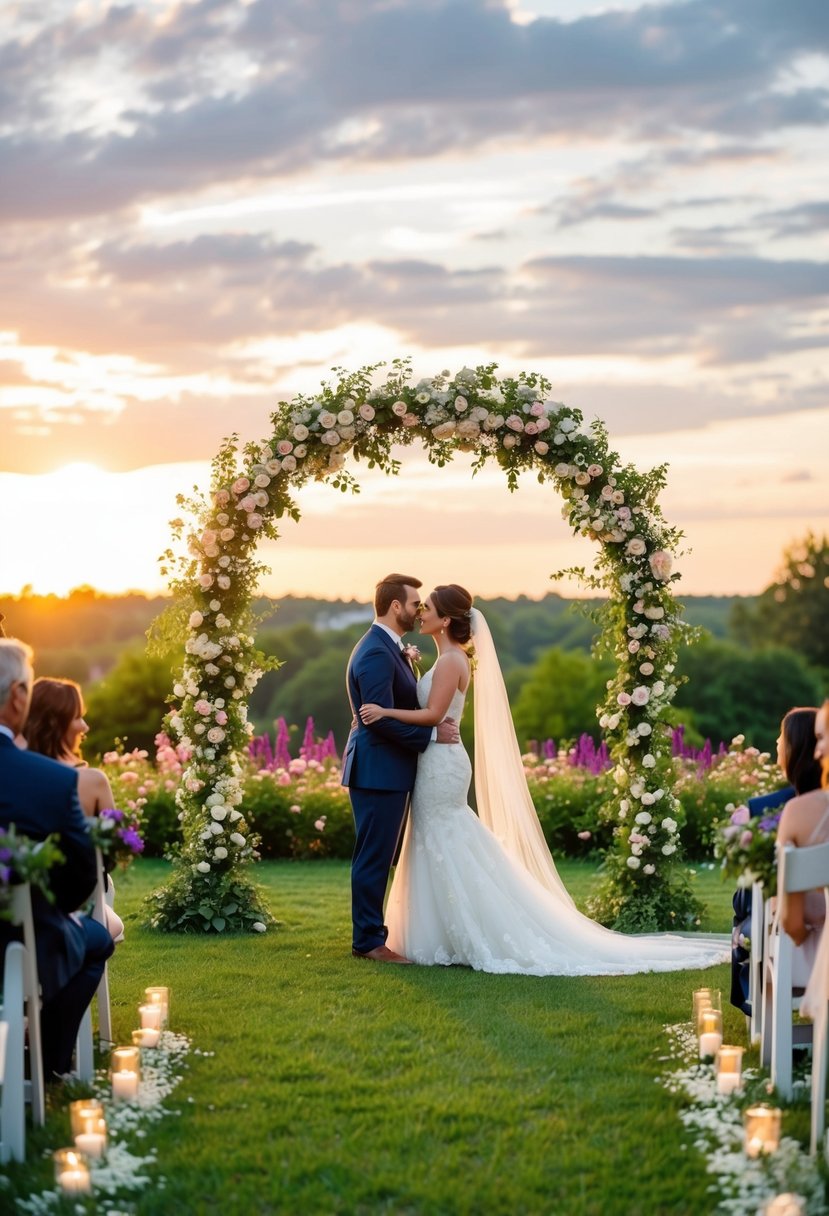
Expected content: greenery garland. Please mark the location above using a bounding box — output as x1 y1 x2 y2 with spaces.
148 359 699 933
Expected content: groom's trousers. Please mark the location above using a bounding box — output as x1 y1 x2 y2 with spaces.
350 787 408 954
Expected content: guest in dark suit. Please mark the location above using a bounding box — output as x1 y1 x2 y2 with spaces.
342 574 459 963
730 707 822 1013
0 638 114 1079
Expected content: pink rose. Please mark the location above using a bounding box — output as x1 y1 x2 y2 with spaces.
649 550 673 581
239 495 257 513
506 415 524 432
215 710 228 726
739 830 754 848
198 574 214 589
402 413 419 427
587 464 603 477
524 421 539 436
617 692 632 706
194 699 211 716
577 830 592 840
248 514 263 529
631 686 650 706
454 395 468 412
314 817 326 832
231 478 250 495
359 403 375 421
280 455 296 472
214 490 230 507
730 805 751 826
431 421 456 440
626 537 647 557
392 400 408 416
534 440 549 455
276 440 294 456
529 401 545 417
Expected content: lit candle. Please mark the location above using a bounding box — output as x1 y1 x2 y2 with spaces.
69 1098 104 1138
54 1148 92 1195
693 988 721 1034
744 1104 782 1157
111 1045 141 1102
139 1003 162 1031
132 1027 160 1049
715 1045 744 1096
74 1130 106 1159
145 986 170 1028
698 1008 723 1058
761 1195 806 1216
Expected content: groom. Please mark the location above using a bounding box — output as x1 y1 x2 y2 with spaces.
342 573 459 963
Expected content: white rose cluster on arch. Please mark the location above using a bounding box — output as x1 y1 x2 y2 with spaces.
159 360 689 930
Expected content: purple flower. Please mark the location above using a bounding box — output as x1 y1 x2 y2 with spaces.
116 826 144 854
758 812 782 835
101 807 125 823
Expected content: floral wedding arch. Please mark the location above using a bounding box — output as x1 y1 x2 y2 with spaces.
147 360 700 935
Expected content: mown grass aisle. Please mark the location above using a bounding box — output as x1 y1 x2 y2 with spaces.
15 861 738 1215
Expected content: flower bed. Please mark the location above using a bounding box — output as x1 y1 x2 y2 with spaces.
102 725 785 868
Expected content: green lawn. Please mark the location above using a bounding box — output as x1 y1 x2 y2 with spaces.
9 860 743 1216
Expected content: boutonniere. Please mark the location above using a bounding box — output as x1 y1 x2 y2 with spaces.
402 644 421 677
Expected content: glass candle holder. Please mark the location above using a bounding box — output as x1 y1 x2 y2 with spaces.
139 1003 163 1032
698 1007 723 1058
144 986 170 1028
53 1148 92 1194
69 1099 107 1159
715 1045 744 1096
693 988 722 1033
761 1195 806 1216
744 1104 782 1158
111 1045 141 1102
132 1026 161 1049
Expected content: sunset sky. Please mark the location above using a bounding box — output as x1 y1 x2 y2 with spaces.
2 0 827 601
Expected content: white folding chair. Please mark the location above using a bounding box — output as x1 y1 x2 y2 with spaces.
74 849 114 1079
8 885 44 1127
748 881 765 1045
807 887 829 1157
0 942 26 1162
762 840 829 1100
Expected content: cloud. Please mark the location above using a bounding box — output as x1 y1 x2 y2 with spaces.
1 0 828 222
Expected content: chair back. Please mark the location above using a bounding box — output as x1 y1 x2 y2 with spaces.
0 942 26 1161
780 841 829 896
7 886 44 1126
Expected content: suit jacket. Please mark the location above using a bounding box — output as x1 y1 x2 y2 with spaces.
0 732 97 1001
341 625 432 791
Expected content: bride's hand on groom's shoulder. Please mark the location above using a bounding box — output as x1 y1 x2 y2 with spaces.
359 703 384 724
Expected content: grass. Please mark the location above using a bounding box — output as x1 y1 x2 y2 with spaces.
7 860 746 1216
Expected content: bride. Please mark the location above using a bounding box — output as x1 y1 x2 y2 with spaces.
358 584 728 975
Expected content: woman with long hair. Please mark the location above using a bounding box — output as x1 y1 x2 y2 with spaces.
24 678 124 941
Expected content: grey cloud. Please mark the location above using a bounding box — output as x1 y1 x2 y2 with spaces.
780 469 814 483
1 0 827 221
758 201 829 239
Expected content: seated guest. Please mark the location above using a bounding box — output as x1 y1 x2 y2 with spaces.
0 639 114 1081
730 707 822 1013
779 700 829 958
25 677 125 941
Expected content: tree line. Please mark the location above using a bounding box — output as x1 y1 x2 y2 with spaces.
2 531 826 758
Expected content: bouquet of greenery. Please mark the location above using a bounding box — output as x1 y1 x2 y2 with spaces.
713 802 784 891
88 807 145 869
0 824 64 921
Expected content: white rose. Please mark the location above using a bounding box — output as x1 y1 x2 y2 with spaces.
211 806 228 821
196 861 211 873
252 922 267 933
634 811 652 826
626 856 641 869
230 831 246 846
213 847 228 860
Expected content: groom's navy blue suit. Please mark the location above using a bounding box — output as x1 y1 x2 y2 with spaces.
342 625 432 953
0 732 114 1077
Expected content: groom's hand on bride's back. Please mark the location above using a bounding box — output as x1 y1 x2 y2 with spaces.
436 718 460 745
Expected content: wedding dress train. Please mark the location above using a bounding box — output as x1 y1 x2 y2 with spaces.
386 643 728 977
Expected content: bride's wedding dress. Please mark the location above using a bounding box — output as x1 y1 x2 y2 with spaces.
386 615 728 976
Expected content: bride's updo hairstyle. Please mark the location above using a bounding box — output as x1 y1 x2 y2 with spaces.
431 584 474 647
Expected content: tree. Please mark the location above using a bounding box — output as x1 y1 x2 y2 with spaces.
731 532 829 673
84 646 174 759
511 647 612 748
673 639 823 752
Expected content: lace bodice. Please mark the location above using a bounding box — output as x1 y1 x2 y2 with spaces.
417 665 467 721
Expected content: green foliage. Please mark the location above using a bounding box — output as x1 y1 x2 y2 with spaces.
673 639 823 752
731 531 829 673
512 647 613 747
0 826 64 920
586 854 703 933
83 645 175 758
